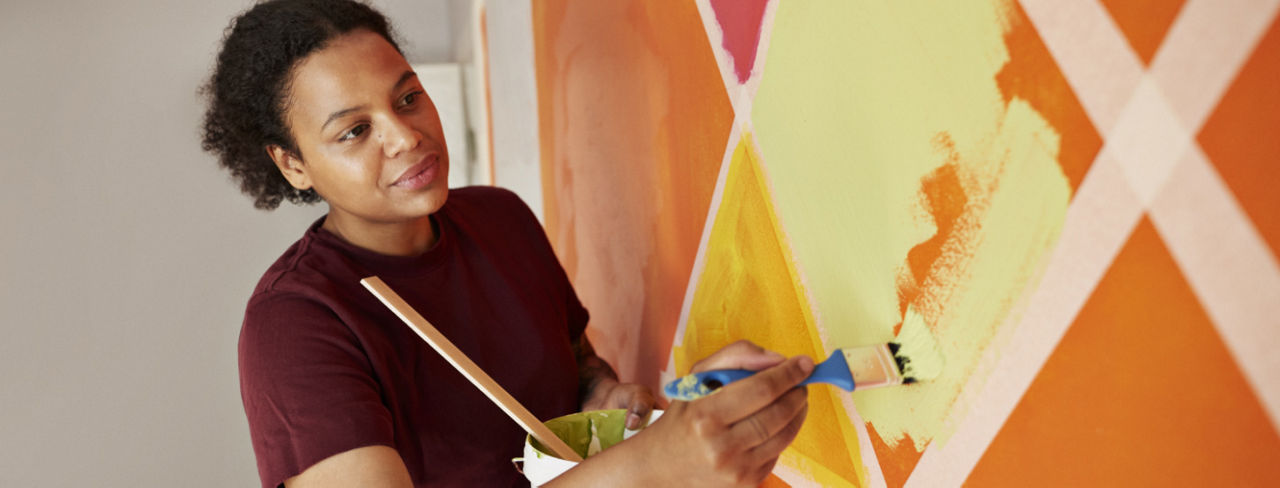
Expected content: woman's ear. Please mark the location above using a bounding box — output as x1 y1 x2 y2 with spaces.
267 145 313 191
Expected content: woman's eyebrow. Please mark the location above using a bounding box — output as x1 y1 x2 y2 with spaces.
322 105 366 132
393 70 418 90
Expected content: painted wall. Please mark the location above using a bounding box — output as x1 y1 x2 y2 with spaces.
531 0 1280 485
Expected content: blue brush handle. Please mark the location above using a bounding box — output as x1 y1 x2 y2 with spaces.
663 351 854 401
805 350 854 391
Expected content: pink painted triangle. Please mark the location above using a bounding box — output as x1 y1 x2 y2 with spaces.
709 0 769 84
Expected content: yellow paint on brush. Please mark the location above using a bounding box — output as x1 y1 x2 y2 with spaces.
750 0 1069 453
673 132 868 487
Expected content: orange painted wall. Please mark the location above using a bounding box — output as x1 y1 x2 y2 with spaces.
967 218 1280 486
531 0 1280 485
532 0 733 387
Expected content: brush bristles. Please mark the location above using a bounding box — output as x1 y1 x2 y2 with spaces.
890 306 944 382
887 342 916 384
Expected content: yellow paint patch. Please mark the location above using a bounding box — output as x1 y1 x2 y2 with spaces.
750 0 1069 454
673 132 868 486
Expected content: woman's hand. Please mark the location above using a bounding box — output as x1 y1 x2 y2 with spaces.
549 340 812 487
581 378 657 430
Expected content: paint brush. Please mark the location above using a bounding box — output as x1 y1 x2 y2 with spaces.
664 307 942 401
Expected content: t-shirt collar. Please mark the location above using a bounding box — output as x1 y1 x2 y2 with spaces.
307 214 452 278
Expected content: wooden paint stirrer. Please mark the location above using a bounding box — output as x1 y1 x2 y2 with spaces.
360 276 584 462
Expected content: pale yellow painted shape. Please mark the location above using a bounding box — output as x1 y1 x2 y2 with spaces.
751 0 1069 450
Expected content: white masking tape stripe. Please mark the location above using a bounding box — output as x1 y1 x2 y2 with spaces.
1150 148 1280 430
843 394 889 488
1150 0 1280 130
1017 0 1144 134
909 0 1280 485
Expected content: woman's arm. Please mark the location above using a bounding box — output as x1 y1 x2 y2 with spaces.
573 334 619 401
574 335 657 429
283 446 413 488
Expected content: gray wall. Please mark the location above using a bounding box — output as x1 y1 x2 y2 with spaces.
0 1 469 486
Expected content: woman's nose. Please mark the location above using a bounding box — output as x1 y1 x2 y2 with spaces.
380 114 423 158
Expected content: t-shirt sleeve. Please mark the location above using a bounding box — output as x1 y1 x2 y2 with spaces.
238 293 395 488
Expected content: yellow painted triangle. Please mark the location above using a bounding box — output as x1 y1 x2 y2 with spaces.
672 132 869 487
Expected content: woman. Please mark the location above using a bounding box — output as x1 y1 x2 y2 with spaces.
202 1 811 486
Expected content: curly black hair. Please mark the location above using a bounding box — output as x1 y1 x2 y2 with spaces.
201 0 403 210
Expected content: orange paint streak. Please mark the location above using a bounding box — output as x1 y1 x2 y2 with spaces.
531 1 733 386
1098 0 1188 66
898 134 967 323
995 2 1103 194
967 218 1280 486
865 424 921 488
881 135 971 484
1197 17 1280 259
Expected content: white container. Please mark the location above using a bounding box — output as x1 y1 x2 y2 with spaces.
516 409 663 487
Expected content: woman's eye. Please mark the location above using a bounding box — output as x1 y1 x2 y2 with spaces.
399 90 423 108
339 124 368 142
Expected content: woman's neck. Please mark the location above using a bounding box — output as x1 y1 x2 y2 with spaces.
321 211 438 257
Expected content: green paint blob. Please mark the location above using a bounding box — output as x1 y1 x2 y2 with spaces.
531 409 630 460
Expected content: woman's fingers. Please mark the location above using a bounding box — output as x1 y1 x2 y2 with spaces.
578 347 812 486
582 380 658 430
626 387 656 429
726 385 808 448
700 355 814 424
690 340 786 373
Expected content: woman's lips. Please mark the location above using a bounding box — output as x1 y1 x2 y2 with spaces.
392 155 440 190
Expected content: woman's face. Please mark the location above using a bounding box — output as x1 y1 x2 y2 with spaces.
275 29 449 226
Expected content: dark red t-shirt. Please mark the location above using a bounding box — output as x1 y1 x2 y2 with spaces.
239 187 586 487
